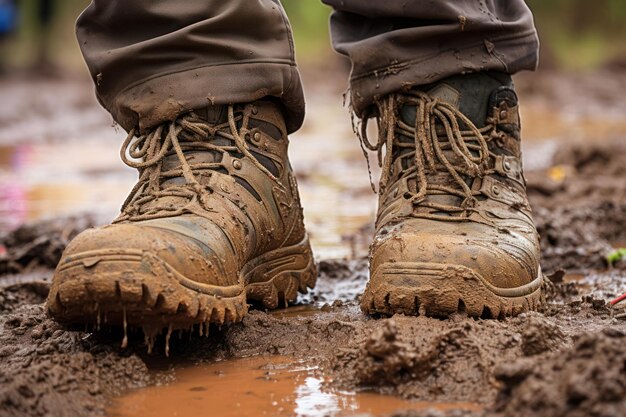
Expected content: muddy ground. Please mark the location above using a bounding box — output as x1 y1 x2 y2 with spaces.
1 72 626 417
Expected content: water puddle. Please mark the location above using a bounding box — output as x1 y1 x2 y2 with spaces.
270 305 323 318
107 356 480 417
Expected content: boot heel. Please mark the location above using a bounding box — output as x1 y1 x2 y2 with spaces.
243 235 317 309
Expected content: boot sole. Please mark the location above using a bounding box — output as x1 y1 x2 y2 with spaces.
46 236 316 330
361 262 544 318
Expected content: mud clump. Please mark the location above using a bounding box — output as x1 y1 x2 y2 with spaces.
332 317 512 404
349 320 489 395
349 319 426 386
0 280 49 314
533 201 626 273
520 314 566 356
492 329 626 417
527 139 626 273
0 215 104 275
0 305 151 417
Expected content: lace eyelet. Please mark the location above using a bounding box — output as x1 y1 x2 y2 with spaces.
232 160 242 170
252 132 262 143
492 185 501 196
503 160 511 171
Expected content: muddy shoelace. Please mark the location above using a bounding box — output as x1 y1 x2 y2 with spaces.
357 90 496 220
117 105 279 222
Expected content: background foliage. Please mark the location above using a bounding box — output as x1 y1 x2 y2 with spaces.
2 0 625 71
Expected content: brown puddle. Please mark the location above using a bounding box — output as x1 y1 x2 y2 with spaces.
106 356 481 417
270 305 323 318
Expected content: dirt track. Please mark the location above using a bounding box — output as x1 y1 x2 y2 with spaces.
1 71 626 417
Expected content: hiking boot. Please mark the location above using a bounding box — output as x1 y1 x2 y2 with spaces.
47 101 317 332
359 72 543 318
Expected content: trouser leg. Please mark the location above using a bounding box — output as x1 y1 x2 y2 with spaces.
322 0 539 116
77 0 304 134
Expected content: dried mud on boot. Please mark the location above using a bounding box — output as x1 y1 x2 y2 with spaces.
46 102 317 333
359 76 544 319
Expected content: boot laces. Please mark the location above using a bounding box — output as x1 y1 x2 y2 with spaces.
356 91 495 220
117 105 279 222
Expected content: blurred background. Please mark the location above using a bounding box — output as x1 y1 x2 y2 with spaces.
1 0 625 73
0 0 625 259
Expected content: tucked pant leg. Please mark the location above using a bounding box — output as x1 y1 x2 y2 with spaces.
322 0 539 116
77 0 304 134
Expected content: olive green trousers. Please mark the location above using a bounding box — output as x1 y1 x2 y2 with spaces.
77 0 538 134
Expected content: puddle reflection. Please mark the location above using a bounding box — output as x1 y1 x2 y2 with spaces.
107 356 480 417
0 142 134 230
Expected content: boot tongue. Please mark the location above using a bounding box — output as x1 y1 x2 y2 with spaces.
139 106 231 214
396 72 511 214
160 103 231 183
424 71 512 127
194 104 228 124
426 83 461 111
397 98 465 212
139 149 217 215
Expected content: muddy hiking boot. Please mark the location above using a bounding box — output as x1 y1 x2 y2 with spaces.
47 101 317 336
359 72 544 318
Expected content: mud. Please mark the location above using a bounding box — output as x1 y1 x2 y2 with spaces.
0 214 104 275
1 264 623 417
493 328 626 417
1 71 626 416
107 355 481 417
1 192 625 417
0 305 152 417
527 139 626 273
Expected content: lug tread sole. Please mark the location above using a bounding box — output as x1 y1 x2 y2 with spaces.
361 262 545 318
47 238 316 330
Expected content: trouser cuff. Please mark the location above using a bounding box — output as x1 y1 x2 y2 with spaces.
101 62 305 135
348 31 539 117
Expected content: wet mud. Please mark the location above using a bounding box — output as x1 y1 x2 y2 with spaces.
528 140 626 273
106 355 481 417
0 214 104 276
492 328 626 417
1 72 626 416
